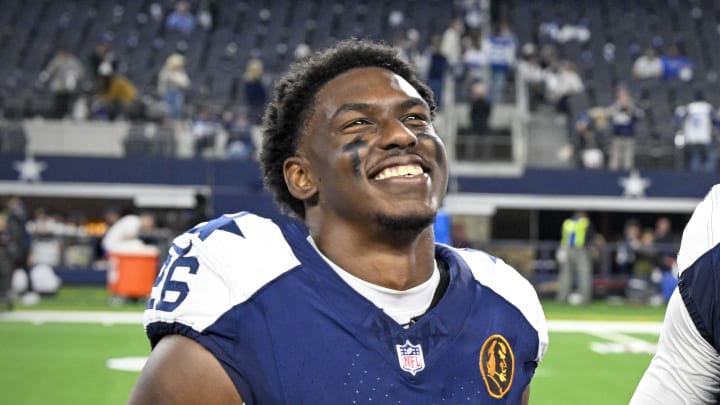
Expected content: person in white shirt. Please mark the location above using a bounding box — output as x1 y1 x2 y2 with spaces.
632 47 663 80
101 213 156 254
675 91 718 172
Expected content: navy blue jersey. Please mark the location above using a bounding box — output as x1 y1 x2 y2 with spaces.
144 212 548 404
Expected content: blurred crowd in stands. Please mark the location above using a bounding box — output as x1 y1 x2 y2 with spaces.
0 0 710 170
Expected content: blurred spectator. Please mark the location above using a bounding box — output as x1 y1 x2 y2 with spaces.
196 0 219 31
5 197 29 270
625 227 662 304
4 196 30 302
545 60 584 123
395 29 428 81
39 47 85 119
243 59 268 125
26 208 61 237
661 44 693 81
653 216 677 272
461 28 487 86
0 211 13 310
190 107 221 158
633 228 658 279
166 1 196 35
607 87 643 171
223 110 255 160
88 37 116 86
616 218 641 276
516 43 546 111
158 53 191 123
675 91 718 172
485 21 517 104
632 47 663 80
149 2 164 22
539 43 559 69
427 36 449 111
101 212 157 255
572 107 607 169
92 61 139 121
466 81 491 135
556 211 596 305
653 216 673 245
440 18 464 75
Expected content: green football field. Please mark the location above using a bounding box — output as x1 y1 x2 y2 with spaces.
0 287 666 404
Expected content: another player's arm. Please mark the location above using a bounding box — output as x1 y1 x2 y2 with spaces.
128 334 242 404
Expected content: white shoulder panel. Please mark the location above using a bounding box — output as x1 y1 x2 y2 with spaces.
456 248 549 362
143 212 301 332
677 185 720 274
630 290 720 404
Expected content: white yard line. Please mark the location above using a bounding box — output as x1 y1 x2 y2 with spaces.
0 310 143 325
547 320 663 334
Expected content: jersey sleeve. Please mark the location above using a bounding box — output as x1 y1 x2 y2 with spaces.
143 212 301 347
458 249 549 362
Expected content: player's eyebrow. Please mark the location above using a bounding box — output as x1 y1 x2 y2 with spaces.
330 97 429 121
397 97 430 113
330 102 373 121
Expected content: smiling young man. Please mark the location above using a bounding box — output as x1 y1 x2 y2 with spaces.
129 39 548 404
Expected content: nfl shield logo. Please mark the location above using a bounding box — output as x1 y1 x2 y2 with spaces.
396 340 425 376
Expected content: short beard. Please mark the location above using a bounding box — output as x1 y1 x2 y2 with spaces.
375 213 436 235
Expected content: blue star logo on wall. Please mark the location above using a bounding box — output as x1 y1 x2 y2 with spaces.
13 156 47 182
618 170 651 198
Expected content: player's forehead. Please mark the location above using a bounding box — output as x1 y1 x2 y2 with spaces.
311 67 427 119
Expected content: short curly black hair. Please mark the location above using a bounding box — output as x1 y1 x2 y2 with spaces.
260 38 437 219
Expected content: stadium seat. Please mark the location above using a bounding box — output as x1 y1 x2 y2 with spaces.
123 123 177 158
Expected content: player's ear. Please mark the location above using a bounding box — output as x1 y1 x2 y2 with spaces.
284 157 318 201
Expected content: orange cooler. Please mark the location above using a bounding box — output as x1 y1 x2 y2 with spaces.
107 251 159 298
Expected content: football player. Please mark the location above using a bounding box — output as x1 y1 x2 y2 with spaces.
128 39 548 404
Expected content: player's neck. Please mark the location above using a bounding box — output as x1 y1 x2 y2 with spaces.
309 222 436 291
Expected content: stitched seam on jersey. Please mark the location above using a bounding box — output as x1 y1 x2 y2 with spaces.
678 272 715 349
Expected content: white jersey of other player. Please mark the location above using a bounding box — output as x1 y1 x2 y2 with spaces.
630 184 720 404
678 101 715 144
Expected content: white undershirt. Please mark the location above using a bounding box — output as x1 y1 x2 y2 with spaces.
308 236 440 326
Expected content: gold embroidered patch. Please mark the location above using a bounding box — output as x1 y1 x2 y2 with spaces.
479 334 515 399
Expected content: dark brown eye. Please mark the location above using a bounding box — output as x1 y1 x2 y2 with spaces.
344 118 371 129
403 114 429 126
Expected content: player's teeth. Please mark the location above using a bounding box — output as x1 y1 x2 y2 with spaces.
375 164 422 180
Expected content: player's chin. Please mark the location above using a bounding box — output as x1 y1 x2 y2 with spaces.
374 211 436 233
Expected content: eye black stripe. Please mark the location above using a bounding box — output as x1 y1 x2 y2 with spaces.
341 135 367 178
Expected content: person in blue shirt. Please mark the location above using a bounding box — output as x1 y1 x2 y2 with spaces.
165 1 196 35
129 39 548 404
607 86 643 171
660 44 693 81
